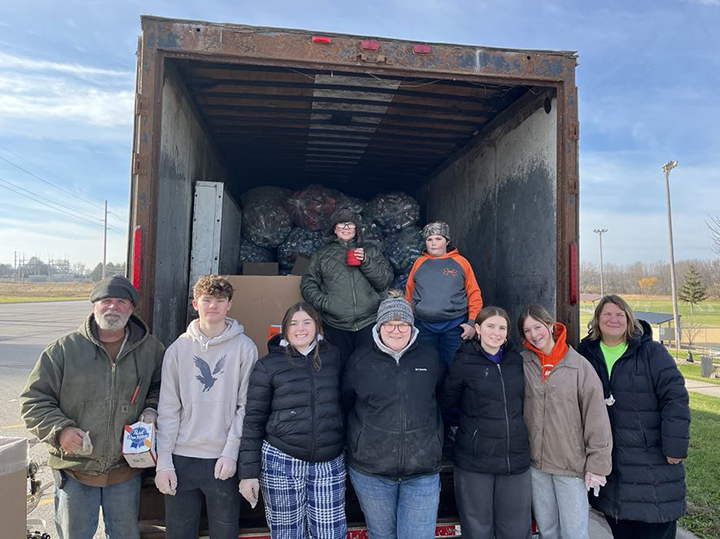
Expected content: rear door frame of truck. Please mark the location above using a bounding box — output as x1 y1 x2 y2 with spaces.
127 16 579 343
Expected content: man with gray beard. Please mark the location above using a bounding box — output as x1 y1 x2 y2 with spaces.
21 275 165 539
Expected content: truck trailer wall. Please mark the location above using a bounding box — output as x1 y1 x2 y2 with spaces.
425 95 557 335
154 64 231 344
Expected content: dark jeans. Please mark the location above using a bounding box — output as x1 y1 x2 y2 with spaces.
606 517 677 539
415 319 463 365
164 455 241 539
322 322 374 364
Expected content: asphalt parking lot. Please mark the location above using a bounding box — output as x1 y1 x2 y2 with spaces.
0 300 90 537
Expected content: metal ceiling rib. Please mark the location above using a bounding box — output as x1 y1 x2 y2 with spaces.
174 59 530 196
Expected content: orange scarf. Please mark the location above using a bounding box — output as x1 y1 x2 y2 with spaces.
523 322 568 381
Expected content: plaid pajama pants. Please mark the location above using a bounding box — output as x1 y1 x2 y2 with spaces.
260 440 347 539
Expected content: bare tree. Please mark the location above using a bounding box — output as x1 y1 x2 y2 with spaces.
682 318 704 350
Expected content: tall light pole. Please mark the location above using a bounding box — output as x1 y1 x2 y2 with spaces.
593 228 608 297
102 200 108 280
662 160 681 357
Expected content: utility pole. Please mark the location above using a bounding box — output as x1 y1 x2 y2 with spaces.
102 200 108 280
662 160 681 358
593 228 608 296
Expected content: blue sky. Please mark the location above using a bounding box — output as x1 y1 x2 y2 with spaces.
0 0 718 267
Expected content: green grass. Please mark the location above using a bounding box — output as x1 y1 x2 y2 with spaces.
580 297 720 328
680 393 720 539
678 364 720 386
0 296 86 303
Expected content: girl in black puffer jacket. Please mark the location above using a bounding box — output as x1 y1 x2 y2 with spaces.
238 302 346 539
440 306 532 539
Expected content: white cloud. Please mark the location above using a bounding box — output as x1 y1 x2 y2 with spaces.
0 84 133 128
0 54 133 140
0 52 131 78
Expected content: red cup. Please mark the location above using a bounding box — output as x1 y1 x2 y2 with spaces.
346 249 362 266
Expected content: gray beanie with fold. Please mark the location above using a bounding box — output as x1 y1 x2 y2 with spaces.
376 297 414 326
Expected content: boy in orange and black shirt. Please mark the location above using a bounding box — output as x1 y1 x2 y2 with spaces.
405 222 482 365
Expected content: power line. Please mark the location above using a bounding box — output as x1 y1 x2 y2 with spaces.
0 174 103 223
0 172 126 234
0 175 126 235
0 149 104 210
0 176 103 225
0 144 129 222
107 210 129 224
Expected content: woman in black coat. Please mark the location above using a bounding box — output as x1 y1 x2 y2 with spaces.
440 306 531 539
238 302 346 539
341 297 445 539
578 294 690 539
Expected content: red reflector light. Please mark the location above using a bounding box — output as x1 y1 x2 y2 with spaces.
312 36 331 44
413 44 431 54
361 40 380 51
132 225 142 292
569 242 578 305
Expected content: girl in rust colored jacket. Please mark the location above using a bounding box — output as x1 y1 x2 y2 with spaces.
519 305 612 539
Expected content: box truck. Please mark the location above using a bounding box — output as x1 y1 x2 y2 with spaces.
126 15 580 537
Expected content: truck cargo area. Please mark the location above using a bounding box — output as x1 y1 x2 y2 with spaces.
131 17 579 347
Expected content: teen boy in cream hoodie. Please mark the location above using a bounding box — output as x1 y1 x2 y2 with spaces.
155 275 258 539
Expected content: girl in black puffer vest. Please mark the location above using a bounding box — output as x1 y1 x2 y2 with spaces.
440 306 531 539
239 302 346 539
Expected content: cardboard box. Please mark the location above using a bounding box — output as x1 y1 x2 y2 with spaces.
226 275 303 356
243 262 279 276
122 422 157 468
290 255 310 276
0 437 28 539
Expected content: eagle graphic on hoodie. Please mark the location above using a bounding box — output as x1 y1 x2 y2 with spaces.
194 354 227 392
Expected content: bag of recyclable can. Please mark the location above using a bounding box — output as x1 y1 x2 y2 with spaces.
361 214 384 249
277 228 325 270
336 193 367 216
240 186 290 207
241 194 293 248
383 226 424 274
365 192 420 232
239 240 275 266
285 184 344 231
